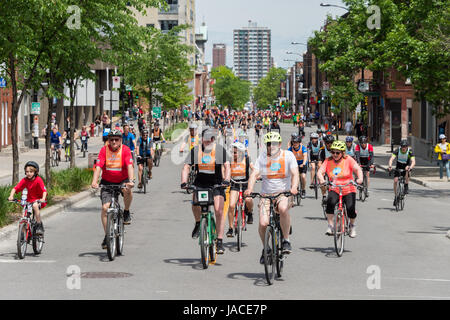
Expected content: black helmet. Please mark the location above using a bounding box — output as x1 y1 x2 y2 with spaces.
359 136 368 144
24 161 39 174
323 134 335 143
291 133 302 143
400 139 408 147
108 129 122 138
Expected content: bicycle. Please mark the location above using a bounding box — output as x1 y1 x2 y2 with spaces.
292 167 303 207
358 165 375 202
321 173 330 219
51 144 59 167
185 184 224 269
186 164 196 195
390 168 408 212
9 199 46 259
230 179 248 252
153 141 164 167
326 180 358 257
246 191 292 285
309 160 319 200
100 184 126 261
80 136 88 158
64 138 71 162
138 156 150 194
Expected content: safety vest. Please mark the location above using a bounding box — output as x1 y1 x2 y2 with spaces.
359 145 370 158
397 148 410 164
105 145 123 172
266 151 287 179
231 156 246 180
291 145 304 162
198 144 216 174
153 128 161 138
310 142 321 155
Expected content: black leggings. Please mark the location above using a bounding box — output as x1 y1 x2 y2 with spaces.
326 191 357 219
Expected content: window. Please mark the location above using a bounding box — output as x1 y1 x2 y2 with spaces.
160 20 178 31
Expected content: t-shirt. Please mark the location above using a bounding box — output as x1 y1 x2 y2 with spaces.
97 144 133 183
122 132 135 151
322 156 358 196
254 150 298 194
50 131 61 144
393 148 414 167
288 145 308 165
14 176 47 208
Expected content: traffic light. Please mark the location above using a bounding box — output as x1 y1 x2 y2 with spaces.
135 92 139 99
317 93 322 104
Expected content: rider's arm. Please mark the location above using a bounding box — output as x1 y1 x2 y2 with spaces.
352 160 364 184
91 166 101 188
388 154 396 169
303 146 308 164
409 155 416 170
317 160 327 184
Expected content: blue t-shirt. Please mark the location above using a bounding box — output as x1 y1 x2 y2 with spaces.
288 145 308 165
138 137 152 156
122 132 135 151
50 131 61 144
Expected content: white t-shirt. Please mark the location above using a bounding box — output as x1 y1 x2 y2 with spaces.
254 150 298 194
345 121 352 132
439 143 447 153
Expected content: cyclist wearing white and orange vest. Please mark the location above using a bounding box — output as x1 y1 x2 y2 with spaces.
317 140 363 238
181 128 231 255
91 129 135 249
179 122 200 153
245 132 299 263
226 142 254 238
288 133 308 199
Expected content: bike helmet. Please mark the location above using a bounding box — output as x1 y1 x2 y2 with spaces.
359 136 368 144
323 134 335 144
331 140 346 152
345 136 354 142
189 123 198 129
291 132 299 139
291 134 302 143
263 131 282 144
310 132 319 139
231 141 246 152
108 129 123 138
24 161 39 174
142 129 149 135
400 139 408 147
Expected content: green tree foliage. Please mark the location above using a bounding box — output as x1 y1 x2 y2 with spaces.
211 66 251 109
253 67 287 108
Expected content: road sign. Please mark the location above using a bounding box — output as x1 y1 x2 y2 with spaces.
126 85 132 91
31 102 41 115
152 106 161 119
103 90 119 110
112 76 121 89
0 78 6 88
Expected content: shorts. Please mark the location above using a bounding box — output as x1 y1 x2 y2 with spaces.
259 194 293 217
51 143 61 149
359 158 370 167
192 183 226 202
298 165 308 174
309 154 320 162
137 156 152 165
326 191 357 219
100 179 129 205
230 181 248 192
394 165 409 178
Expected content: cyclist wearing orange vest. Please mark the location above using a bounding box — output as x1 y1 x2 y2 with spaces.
91 129 135 249
317 140 363 238
181 128 231 255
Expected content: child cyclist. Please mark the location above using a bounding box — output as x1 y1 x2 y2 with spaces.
8 161 47 235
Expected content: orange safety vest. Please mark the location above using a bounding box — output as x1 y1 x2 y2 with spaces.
291 145 304 162
266 151 287 179
153 128 161 138
198 144 216 174
231 156 246 180
105 145 123 172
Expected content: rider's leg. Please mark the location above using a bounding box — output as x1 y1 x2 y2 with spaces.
276 196 292 241
32 202 41 224
393 176 399 196
214 193 226 240
137 163 143 185
301 173 307 192
227 190 239 229
310 163 316 185
101 202 111 233
326 191 339 226
258 199 270 245
122 187 132 212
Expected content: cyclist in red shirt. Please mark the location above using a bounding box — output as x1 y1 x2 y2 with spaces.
91 129 135 249
8 161 47 235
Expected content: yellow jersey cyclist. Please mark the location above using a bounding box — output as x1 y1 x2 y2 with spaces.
181 128 231 255
317 140 363 237
226 142 254 238
245 132 299 263
388 139 416 200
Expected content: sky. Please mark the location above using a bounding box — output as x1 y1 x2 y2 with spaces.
195 0 346 70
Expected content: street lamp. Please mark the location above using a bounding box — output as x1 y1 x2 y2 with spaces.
286 51 303 57
291 42 307 46
319 3 350 11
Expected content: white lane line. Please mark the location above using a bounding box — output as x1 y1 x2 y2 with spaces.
386 277 450 282
0 259 56 263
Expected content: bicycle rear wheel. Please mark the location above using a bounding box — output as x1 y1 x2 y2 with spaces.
116 211 125 255
199 218 209 269
236 206 242 251
142 168 147 194
32 224 44 255
276 228 284 278
17 223 28 259
106 211 117 261
264 226 275 285
334 210 345 257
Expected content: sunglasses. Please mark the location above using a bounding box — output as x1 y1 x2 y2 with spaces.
331 151 342 155
109 138 121 142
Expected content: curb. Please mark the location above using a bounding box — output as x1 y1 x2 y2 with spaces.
0 188 97 241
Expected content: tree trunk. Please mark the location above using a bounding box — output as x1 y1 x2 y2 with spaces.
45 96 53 186
9 55 20 185
69 82 77 169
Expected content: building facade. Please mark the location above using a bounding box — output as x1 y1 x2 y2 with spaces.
212 44 226 69
233 21 271 87
0 87 12 150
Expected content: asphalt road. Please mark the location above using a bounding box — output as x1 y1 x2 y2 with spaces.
0 123 449 300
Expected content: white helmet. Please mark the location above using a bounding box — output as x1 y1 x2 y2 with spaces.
439 134 446 140
189 123 198 129
231 142 246 152
310 132 319 139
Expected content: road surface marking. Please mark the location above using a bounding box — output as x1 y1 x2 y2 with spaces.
0 259 56 263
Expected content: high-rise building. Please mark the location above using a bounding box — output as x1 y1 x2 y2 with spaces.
233 21 271 86
212 44 226 69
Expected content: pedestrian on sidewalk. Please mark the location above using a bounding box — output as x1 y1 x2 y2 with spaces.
434 134 450 181
345 119 353 136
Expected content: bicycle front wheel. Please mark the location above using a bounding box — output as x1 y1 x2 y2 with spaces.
106 211 117 261
264 226 275 285
32 225 44 255
236 206 242 252
116 211 125 256
276 228 284 278
334 210 345 257
17 223 28 259
142 168 147 194
199 218 209 269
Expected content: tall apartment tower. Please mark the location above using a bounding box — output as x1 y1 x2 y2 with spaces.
212 44 226 69
233 21 271 86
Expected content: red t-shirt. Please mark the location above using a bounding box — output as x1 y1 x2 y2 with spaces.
14 176 47 208
97 144 133 183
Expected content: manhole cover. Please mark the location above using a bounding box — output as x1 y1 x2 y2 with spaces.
78 272 133 279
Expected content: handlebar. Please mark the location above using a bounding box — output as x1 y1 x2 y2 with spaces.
99 183 128 190
230 178 248 185
324 180 359 188
8 199 45 205
184 184 226 192
245 191 292 200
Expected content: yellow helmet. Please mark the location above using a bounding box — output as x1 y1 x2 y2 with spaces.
331 140 346 152
263 131 282 144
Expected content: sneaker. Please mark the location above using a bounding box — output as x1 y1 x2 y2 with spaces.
226 228 234 238
247 213 253 224
216 240 225 254
101 236 107 249
35 223 45 235
301 190 306 199
138 183 142 189
349 224 357 238
393 198 397 206
404 185 409 194
191 222 200 239
282 240 292 254
123 210 131 225
325 225 334 236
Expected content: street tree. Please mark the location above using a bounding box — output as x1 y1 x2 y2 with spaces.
211 66 251 109
253 67 287 109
